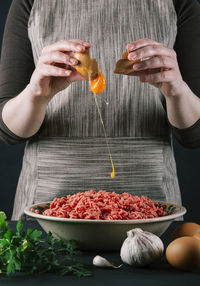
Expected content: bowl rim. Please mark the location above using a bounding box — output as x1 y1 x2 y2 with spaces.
24 201 187 224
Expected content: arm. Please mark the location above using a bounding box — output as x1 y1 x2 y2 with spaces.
0 0 89 143
165 82 200 129
125 0 200 148
0 0 35 144
170 0 200 147
126 38 200 126
166 0 200 129
2 37 89 139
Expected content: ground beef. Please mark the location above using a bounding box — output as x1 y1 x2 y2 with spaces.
40 190 167 220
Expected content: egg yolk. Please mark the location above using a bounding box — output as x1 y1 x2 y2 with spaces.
90 72 106 94
89 71 115 179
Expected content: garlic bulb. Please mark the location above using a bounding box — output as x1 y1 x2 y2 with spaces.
93 255 123 268
120 228 164 266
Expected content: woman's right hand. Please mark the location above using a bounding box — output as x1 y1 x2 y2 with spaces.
29 39 91 103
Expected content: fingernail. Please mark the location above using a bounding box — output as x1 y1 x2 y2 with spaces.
133 63 141 70
83 42 91 47
65 70 71 76
140 56 150 62
77 45 83 51
70 58 77 65
129 53 137 60
129 45 135 51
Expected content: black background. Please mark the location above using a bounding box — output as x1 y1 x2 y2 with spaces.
0 0 200 221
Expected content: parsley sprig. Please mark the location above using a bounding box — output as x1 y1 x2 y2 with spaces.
0 212 92 277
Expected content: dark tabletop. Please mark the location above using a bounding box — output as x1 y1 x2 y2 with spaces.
0 221 200 286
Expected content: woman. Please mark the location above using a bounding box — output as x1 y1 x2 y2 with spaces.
0 0 200 220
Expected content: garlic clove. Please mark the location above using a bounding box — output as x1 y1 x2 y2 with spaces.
93 255 123 268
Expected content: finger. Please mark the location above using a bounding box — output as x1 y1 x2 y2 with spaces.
53 63 70 70
38 63 72 78
128 45 176 62
129 68 161 77
39 51 78 66
126 38 163 52
42 40 88 54
132 56 176 71
69 69 86 82
68 39 91 47
139 69 175 83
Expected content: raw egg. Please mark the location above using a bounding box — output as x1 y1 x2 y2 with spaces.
171 222 200 241
90 72 106 94
73 48 114 179
73 48 105 93
166 236 200 271
91 84 115 179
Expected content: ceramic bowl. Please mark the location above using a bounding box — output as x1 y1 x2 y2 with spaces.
24 201 186 251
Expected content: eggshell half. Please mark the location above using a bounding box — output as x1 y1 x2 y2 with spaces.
114 51 140 75
73 49 99 80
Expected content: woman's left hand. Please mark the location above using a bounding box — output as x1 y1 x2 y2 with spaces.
126 38 184 97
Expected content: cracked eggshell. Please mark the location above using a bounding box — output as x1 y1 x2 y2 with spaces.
73 49 99 80
114 51 140 75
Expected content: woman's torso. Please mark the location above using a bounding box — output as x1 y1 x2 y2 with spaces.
11 0 182 220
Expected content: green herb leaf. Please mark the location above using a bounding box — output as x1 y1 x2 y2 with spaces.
0 212 8 230
16 219 23 234
13 257 21 271
4 229 15 242
26 229 42 241
6 260 15 277
0 211 92 278
0 238 9 250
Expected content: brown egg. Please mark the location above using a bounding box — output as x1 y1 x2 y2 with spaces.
73 49 99 80
166 236 200 271
171 222 200 241
193 231 200 241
